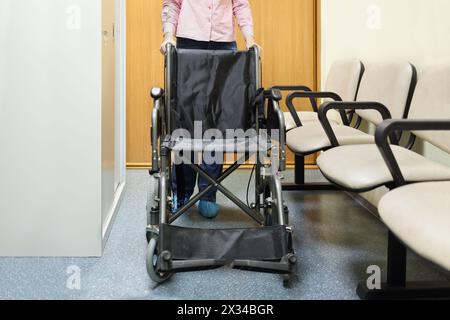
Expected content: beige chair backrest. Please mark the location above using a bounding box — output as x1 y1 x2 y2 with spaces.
356 61 416 125
324 59 364 101
408 65 450 154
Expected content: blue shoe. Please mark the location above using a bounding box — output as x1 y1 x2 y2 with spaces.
198 200 220 219
172 194 191 214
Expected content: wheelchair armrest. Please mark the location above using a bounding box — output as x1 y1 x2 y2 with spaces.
375 119 450 187
264 88 283 102
150 87 165 173
265 93 287 172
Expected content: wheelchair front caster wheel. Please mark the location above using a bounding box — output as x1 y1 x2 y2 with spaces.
146 235 173 284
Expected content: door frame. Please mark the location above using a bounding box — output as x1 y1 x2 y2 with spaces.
116 0 127 185
102 0 127 244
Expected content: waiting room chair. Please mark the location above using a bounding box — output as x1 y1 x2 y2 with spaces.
274 59 364 190
282 59 364 131
317 65 450 299
379 181 450 274
286 61 417 191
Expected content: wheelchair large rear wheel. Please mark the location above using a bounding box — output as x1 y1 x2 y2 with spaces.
146 234 173 284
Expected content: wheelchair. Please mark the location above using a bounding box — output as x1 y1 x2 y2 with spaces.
146 44 296 285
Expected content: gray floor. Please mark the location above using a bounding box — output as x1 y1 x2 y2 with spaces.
0 170 448 300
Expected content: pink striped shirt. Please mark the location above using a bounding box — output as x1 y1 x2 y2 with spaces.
162 0 254 42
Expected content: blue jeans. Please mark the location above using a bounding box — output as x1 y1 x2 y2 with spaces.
172 37 238 202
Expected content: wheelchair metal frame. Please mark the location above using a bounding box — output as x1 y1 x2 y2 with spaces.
146 44 296 282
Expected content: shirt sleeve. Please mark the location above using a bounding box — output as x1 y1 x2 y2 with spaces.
232 0 254 38
162 0 182 34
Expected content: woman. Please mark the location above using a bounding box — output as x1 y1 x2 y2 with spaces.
161 0 259 219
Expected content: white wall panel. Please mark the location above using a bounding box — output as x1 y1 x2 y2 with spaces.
0 0 126 256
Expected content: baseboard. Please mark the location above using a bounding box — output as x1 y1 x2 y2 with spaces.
102 181 126 250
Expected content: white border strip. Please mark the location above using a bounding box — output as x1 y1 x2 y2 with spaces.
102 0 127 246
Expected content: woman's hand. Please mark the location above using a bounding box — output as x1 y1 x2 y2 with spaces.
160 33 176 54
245 36 262 51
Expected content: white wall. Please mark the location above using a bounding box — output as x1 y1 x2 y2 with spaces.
0 0 126 256
321 0 450 206
322 0 450 76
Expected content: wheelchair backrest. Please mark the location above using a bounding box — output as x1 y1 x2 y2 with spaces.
167 48 260 136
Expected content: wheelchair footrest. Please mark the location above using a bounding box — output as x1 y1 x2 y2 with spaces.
232 255 297 274
159 224 294 273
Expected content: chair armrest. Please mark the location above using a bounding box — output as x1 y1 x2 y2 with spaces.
318 101 392 147
375 119 450 187
286 91 345 128
271 86 319 128
272 85 313 92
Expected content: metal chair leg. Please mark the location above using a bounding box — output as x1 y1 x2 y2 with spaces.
282 155 339 191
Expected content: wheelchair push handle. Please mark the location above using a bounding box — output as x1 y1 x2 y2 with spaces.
165 42 175 54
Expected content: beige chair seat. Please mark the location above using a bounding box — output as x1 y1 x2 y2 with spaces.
284 110 342 131
286 123 374 155
379 182 450 271
317 144 450 191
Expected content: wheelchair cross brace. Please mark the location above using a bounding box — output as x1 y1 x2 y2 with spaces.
166 146 264 225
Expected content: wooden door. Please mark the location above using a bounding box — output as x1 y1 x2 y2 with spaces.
126 0 320 168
